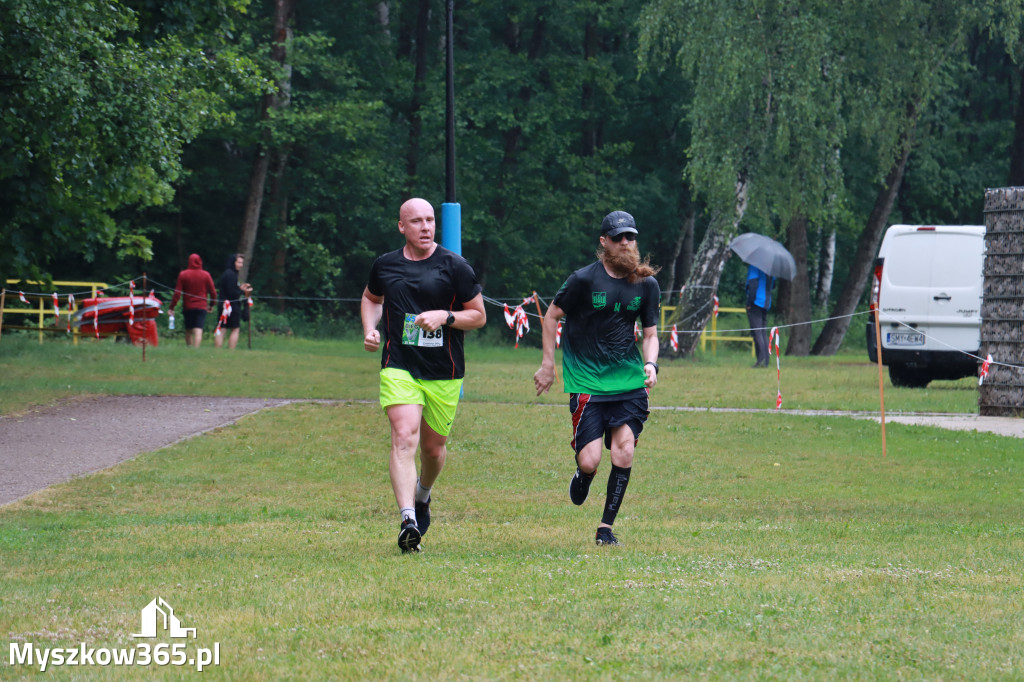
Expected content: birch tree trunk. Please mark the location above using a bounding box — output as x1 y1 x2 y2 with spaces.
237 0 294 283
672 176 748 355
814 228 836 311
377 1 391 36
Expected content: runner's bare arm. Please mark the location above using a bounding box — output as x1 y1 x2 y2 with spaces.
361 287 384 352
534 302 564 396
642 325 659 388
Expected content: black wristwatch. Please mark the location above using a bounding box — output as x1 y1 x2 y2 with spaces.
446 311 455 327
645 361 659 373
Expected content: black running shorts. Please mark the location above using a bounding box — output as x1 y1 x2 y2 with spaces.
224 302 242 329
568 391 650 455
183 309 207 330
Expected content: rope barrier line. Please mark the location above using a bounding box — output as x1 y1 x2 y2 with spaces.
484 293 863 334
12 277 1021 373
889 319 1024 371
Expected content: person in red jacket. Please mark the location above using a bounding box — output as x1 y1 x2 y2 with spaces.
169 253 217 348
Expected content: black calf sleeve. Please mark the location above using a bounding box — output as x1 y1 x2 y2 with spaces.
601 465 632 526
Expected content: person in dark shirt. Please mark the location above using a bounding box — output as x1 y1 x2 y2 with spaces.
534 210 661 547
168 253 217 348
361 197 486 553
214 253 253 350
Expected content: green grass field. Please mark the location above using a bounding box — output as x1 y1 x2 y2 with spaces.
0 331 981 415
1 334 1020 679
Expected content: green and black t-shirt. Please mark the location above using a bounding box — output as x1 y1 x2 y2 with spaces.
552 261 661 395
367 245 482 380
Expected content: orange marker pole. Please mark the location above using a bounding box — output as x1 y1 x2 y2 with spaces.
532 291 544 321
873 310 887 458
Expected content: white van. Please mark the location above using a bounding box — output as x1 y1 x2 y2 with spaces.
866 224 984 387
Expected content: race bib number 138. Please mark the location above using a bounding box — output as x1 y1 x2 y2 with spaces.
403 313 444 347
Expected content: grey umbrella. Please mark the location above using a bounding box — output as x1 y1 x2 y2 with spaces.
729 233 797 280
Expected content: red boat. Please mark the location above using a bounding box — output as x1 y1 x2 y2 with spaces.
72 295 162 346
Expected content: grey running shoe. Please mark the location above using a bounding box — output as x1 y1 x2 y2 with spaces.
595 527 620 546
398 518 422 553
569 467 593 506
415 496 431 536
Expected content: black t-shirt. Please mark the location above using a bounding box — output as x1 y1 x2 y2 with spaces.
552 261 660 395
367 245 482 380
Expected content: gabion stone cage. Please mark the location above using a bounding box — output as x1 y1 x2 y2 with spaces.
980 187 1024 417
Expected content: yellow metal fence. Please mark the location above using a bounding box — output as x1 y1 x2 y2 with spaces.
1 281 110 344
660 304 755 356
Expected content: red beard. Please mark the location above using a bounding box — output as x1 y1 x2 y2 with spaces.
602 244 640 279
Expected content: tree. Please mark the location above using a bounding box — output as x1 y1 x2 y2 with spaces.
136 0 403 312
0 0 263 280
639 0 847 354
812 1 1023 354
237 0 296 284
451 0 689 297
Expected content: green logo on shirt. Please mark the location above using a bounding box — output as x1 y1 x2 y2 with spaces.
627 296 641 311
592 292 607 310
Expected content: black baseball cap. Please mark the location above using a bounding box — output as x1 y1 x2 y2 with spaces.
601 211 638 238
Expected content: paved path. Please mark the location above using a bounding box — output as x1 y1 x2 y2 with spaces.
2 397 1022 507
651 405 1024 438
0 396 291 506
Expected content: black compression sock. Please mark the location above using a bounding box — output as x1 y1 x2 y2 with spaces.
601 465 632 526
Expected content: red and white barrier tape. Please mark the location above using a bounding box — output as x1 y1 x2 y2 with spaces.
979 354 993 385
504 296 534 348
215 299 232 336
127 281 135 326
769 326 782 409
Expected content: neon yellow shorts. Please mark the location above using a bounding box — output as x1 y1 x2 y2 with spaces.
379 368 463 437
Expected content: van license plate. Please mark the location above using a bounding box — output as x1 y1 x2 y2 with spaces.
887 332 925 346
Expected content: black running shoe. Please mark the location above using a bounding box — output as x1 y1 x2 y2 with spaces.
595 527 620 546
398 518 422 553
569 467 593 505
415 496 431 536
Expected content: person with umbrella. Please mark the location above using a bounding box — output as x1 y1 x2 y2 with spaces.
729 233 796 368
746 264 775 367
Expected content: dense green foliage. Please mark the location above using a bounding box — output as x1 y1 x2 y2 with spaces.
0 0 265 280
2 0 1023 343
